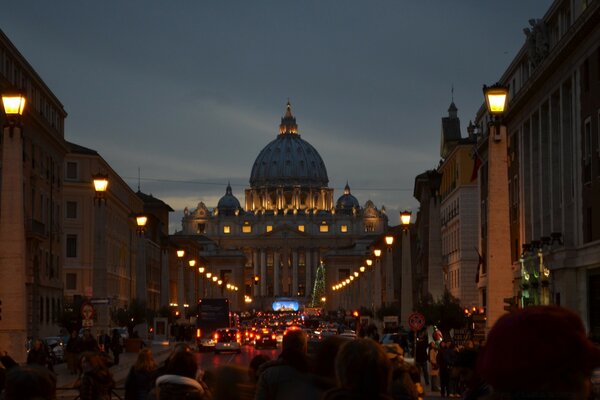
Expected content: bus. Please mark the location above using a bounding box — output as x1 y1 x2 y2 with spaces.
195 298 231 351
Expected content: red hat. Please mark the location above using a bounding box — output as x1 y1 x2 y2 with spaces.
478 306 600 392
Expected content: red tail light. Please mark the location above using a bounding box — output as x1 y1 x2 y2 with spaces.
271 334 276 340
196 329 201 338
214 333 219 341
255 335 261 340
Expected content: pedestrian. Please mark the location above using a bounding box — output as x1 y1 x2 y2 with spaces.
110 329 123 365
383 343 419 400
80 329 100 353
148 350 211 400
427 342 439 392
436 340 449 397
248 354 271 383
254 329 311 400
415 332 429 387
323 338 393 400
2 364 56 400
65 330 81 374
124 347 158 400
75 351 115 400
477 305 600 400
307 335 349 397
26 339 53 372
213 365 255 400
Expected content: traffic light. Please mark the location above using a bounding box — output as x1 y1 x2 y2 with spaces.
503 297 518 312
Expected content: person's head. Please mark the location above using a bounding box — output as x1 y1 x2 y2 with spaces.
478 306 600 398
71 330 78 338
82 329 91 338
134 348 157 372
3 365 56 400
312 335 349 379
80 351 108 373
335 339 392 397
248 354 270 382
32 339 43 350
166 350 198 379
282 329 307 354
382 343 404 365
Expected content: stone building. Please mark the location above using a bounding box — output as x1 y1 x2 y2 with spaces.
0 28 68 361
175 102 389 312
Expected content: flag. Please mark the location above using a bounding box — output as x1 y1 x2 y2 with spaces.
475 247 484 283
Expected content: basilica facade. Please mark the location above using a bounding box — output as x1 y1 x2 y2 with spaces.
175 103 388 311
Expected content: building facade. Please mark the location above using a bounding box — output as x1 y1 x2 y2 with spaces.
474 0 600 333
0 29 68 361
176 103 389 312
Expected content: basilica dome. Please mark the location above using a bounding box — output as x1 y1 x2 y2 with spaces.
217 183 241 213
249 102 328 188
336 183 360 211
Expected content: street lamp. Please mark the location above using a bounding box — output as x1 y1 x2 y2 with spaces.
0 91 27 362
482 81 513 329
198 266 205 274
91 174 109 332
483 83 509 117
92 174 109 205
176 249 185 314
385 236 394 246
134 213 148 301
188 259 196 268
400 210 413 326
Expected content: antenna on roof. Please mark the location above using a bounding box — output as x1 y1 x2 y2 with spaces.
138 167 141 192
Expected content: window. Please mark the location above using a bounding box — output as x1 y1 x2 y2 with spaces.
65 162 78 180
223 226 231 234
298 225 305 232
242 223 252 233
319 222 329 233
66 273 76 290
66 201 77 219
197 223 205 234
266 225 273 233
340 225 348 233
66 234 77 257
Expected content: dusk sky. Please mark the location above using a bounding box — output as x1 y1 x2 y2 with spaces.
2 1 552 232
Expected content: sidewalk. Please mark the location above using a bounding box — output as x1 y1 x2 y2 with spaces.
55 341 174 399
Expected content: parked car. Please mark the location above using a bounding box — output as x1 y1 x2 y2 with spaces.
42 336 65 364
214 328 241 354
254 328 277 349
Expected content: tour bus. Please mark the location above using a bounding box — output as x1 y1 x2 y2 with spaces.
195 298 231 351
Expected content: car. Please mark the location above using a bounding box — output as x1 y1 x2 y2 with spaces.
41 336 65 364
213 328 241 354
254 328 277 349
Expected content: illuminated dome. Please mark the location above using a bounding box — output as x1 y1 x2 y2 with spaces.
249 102 329 188
217 183 241 214
336 182 360 211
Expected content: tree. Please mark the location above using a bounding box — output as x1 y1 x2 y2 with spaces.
309 261 326 308
416 290 466 338
110 299 149 336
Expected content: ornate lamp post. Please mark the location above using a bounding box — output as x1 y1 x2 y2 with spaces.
135 214 148 301
373 249 382 316
400 210 413 326
482 82 513 329
176 250 185 315
0 91 27 362
92 174 110 332
384 235 395 304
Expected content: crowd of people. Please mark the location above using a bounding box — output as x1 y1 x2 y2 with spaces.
0 306 599 399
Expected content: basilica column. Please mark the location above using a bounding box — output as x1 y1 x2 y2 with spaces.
253 250 259 297
273 250 281 296
260 249 267 296
281 248 290 296
305 249 312 298
292 251 299 296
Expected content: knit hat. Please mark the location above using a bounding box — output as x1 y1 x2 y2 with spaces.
478 306 600 392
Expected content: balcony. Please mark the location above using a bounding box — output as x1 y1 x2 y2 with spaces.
26 219 47 241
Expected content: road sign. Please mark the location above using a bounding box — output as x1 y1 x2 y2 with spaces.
408 312 426 331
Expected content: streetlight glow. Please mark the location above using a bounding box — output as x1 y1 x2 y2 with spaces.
483 83 509 115
385 235 394 245
374 249 382 258
176 250 185 258
1 92 26 116
400 210 412 226
136 215 148 228
188 259 196 267
198 266 205 274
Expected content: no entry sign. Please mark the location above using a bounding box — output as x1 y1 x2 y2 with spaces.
408 312 425 331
